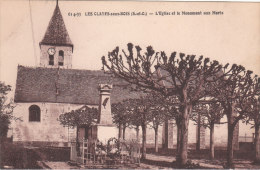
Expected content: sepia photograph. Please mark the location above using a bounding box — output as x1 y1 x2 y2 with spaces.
0 0 259 169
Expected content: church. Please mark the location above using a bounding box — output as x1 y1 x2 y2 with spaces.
12 1 249 149
12 2 138 147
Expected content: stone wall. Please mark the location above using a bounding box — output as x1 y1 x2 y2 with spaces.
162 120 174 149
124 116 252 149
12 102 97 146
196 126 206 149
12 102 253 148
39 45 73 68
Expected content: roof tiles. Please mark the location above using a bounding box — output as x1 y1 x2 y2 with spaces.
40 5 73 47
14 66 139 105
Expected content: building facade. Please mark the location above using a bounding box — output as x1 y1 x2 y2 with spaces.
12 3 137 146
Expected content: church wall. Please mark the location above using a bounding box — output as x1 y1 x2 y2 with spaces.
204 116 228 148
40 45 73 68
239 120 254 138
12 102 253 148
124 117 250 149
12 102 97 146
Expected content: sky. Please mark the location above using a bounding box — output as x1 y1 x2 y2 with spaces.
0 0 260 95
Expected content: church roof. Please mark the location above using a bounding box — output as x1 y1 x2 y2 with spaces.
14 66 139 105
39 4 73 47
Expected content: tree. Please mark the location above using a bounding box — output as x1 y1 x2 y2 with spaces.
111 102 130 140
212 66 258 167
123 97 153 159
58 105 98 154
251 96 260 163
191 102 224 159
147 92 168 153
102 43 228 166
58 105 98 128
238 78 259 163
162 95 182 152
245 96 260 163
0 82 16 139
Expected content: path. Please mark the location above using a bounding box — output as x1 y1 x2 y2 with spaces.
39 153 260 169
146 153 260 169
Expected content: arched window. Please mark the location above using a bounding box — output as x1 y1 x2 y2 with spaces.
58 50 64 66
49 55 54 65
29 105 41 122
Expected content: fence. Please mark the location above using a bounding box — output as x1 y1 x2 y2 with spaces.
70 138 140 166
239 134 254 143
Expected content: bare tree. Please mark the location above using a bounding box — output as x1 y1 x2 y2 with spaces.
212 66 258 167
102 43 228 166
238 78 259 163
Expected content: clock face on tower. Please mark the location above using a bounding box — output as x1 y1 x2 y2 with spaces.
48 48 56 55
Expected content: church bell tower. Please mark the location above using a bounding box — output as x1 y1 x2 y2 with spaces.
39 2 73 68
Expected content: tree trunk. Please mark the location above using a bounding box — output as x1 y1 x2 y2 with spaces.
176 122 181 153
141 124 147 159
227 123 234 168
163 120 169 149
136 126 140 142
226 104 236 168
76 126 80 156
255 124 260 163
210 122 215 159
118 123 123 139
177 104 191 167
123 124 126 140
154 126 159 153
196 113 201 151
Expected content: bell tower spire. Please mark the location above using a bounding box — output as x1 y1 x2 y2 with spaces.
39 0 73 68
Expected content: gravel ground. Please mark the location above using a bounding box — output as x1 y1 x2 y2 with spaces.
40 154 260 169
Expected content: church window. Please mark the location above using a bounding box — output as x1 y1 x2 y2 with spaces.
58 50 64 66
49 55 54 65
29 105 41 122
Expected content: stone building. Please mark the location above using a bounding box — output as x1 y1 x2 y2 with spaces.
12 3 137 146
12 2 251 149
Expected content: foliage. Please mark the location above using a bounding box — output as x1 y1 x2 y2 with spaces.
96 137 121 159
95 137 140 161
58 105 98 155
122 96 154 128
0 82 16 138
239 78 260 127
111 102 130 128
58 105 98 128
147 92 169 130
191 102 225 128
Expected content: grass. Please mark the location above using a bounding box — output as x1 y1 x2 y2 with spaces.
0 139 41 169
0 139 70 169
